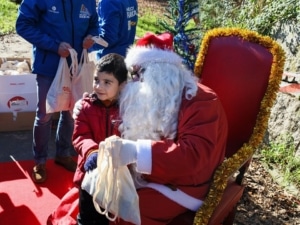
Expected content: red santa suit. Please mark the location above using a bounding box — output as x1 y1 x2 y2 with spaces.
102 45 228 225
110 83 228 225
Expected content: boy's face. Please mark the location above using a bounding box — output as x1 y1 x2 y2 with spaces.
93 71 120 102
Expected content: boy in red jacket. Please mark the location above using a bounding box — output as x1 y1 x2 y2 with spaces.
72 53 128 225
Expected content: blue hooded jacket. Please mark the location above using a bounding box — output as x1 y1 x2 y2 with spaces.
93 0 138 59
16 0 99 77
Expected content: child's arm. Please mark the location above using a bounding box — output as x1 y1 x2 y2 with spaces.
72 99 99 166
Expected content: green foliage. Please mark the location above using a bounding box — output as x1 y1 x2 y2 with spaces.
198 0 299 33
136 10 165 38
198 0 300 55
0 0 18 35
260 136 300 190
237 0 299 35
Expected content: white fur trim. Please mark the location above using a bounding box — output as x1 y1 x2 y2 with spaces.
125 46 183 68
145 183 203 211
136 139 152 174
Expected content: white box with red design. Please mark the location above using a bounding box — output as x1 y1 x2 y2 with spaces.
0 73 37 113
0 58 37 131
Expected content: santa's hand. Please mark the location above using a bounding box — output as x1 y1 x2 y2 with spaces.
99 136 138 167
119 139 138 166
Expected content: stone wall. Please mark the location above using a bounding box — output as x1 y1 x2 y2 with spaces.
264 22 300 156
266 90 300 156
274 22 300 73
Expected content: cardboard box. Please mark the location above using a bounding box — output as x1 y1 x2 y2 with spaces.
0 74 37 113
0 58 36 131
0 57 35 113
0 59 62 132
0 112 61 132
0 74 37 132
0 111 35 132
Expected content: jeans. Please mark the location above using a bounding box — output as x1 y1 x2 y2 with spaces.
33 75 74 165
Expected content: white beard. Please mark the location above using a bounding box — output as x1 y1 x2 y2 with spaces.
118 62 198 186
119 63 191 141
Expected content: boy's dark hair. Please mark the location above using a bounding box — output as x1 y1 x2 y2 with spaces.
96 53 128 84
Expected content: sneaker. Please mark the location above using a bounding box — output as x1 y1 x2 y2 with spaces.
54 156 77 172
32 164 47 183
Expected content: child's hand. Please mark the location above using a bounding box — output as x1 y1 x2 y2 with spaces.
84 152 98 171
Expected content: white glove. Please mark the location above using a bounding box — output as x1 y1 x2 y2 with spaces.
99 136 137 167
119 139 138 166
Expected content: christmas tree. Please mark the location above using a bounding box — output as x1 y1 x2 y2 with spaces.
159 0 200 70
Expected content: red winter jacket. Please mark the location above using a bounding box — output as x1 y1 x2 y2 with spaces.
72 94 121 186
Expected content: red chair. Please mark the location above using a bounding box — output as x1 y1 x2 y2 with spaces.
168 28 285 225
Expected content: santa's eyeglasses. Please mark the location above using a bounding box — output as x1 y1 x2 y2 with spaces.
130 67 145 82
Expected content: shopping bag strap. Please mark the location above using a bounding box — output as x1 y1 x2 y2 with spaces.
68 48 78 76
79 49 89 65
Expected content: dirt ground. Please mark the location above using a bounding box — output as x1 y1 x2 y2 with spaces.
1 0 300 224
0 33 31 59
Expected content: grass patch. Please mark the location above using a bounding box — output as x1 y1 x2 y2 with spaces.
260 136 300 192
0 0 18 35
136 10 165 38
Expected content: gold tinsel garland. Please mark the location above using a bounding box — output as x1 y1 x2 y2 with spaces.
192 27 285 225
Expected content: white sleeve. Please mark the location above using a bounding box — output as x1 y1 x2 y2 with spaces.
136 139 152 174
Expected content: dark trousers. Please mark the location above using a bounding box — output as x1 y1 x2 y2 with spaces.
77 189 109 225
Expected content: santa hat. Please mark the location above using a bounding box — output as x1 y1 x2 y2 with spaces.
126 33 182 69
125 46 183 69
136 32 174 50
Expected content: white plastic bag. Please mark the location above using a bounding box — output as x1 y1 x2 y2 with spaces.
46 49 78 113
81 136 141 225
71 49 95 110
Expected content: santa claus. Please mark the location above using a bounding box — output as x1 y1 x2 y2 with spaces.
81 33 228 225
